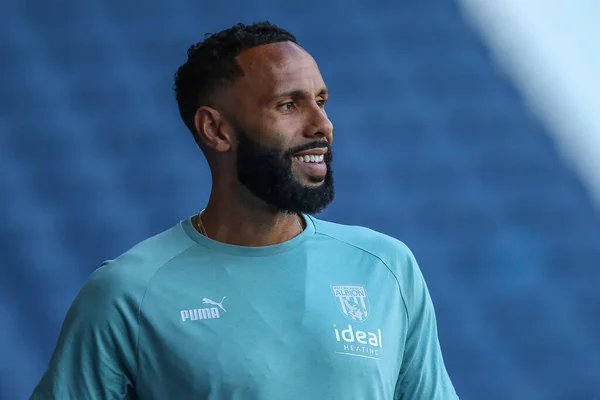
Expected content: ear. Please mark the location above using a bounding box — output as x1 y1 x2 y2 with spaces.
194 106 234 153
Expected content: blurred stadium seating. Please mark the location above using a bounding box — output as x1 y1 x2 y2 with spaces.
1 0 599 399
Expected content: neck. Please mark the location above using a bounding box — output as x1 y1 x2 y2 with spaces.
197 185 305 247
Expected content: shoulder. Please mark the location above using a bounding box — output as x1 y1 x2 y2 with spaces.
29 221 199 398
84 221 198 302
309 215 426 318
308 215 417 272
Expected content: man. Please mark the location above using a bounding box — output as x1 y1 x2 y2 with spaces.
31 21 458 399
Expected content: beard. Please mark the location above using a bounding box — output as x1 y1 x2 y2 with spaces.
235 127 334 215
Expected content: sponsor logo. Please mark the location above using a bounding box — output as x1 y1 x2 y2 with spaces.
333 324 383 360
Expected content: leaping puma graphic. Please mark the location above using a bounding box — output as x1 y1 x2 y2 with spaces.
202 296 227 312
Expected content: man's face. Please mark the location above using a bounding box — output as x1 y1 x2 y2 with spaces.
228 41 335 214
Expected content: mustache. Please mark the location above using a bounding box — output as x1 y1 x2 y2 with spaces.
284 140 331 158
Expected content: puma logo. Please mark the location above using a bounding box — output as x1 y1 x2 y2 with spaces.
202 296 227 313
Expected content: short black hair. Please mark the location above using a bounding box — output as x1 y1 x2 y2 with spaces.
174 21 297 138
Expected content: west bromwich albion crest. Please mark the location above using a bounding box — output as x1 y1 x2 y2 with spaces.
331 285 370 322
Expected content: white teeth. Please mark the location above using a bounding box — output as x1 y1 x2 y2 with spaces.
295 154 324 163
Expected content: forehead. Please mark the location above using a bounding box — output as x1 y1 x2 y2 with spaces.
234 42 325 100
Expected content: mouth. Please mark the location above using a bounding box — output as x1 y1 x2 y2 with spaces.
291 148 328 182
292 147 328 163
293 153 325 163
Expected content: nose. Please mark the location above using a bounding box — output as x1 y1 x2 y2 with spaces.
306 106 334 145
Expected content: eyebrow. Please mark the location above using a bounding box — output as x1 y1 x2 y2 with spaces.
272 87 329 100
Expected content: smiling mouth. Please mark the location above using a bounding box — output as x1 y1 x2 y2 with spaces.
293 154 325 163
291 156 327 183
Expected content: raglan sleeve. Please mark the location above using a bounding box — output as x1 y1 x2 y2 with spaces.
394 246 459 399
29 262 139 400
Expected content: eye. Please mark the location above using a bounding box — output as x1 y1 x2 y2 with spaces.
278 102 296 111
316 98 327 108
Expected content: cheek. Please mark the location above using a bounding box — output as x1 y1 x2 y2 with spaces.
248 111 301 149
256 126 294 150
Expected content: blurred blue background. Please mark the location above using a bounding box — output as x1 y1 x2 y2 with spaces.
1 0 600 399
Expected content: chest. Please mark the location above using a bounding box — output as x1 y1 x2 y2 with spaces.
135 255 406 399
